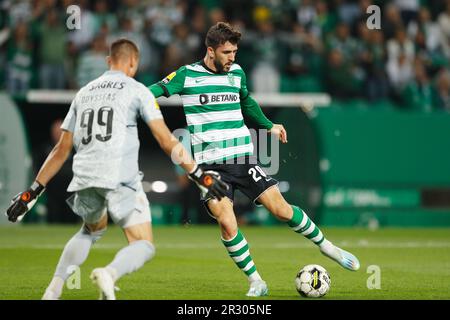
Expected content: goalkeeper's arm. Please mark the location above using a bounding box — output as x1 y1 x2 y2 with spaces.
147 119 229 200
5 130 73 222
35 130 74 186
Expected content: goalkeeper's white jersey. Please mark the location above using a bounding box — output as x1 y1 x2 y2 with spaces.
61 70 162 192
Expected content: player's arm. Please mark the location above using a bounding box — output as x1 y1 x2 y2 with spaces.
148 66 187 98
241 95 273 129
5 130 73 223
242 96 287 143
147 118 228 200
35 130 74 185
239 70 287 143
5 97 77 223
147 119 194 172
139 83 228 200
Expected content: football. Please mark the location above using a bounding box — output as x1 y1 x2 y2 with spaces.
295 264 331 298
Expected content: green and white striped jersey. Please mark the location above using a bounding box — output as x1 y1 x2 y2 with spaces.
151 61 253 164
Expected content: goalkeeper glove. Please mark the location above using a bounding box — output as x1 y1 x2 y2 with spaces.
5 181 45 223
188 166 229 201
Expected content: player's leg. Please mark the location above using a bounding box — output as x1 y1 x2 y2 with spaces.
105 222 155 283
206 198 268 297
256 186 360 271
90 185 155 300
90 222 155 300
42 212 107 300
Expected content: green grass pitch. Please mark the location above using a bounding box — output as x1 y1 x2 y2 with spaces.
0 225 449 300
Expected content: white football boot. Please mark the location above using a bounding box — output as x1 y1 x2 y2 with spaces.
320 240 360 271
90 268 117 300
246 279 268 297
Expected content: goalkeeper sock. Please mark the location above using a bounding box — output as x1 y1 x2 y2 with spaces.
43 276 65 300
106 240 155 282
222 230 262 282
46 226 105 298
287 205 325 246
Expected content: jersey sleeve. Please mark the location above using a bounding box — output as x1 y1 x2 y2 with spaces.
148 66 187 98
239 69 250 100
239 68 273 129
61 99 77 132
137 84 164 122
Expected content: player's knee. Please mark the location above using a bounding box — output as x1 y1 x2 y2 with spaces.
212 206 232 222
217 214 236 230
81 225 106 243
221 224 238 240
136 240 155 261
271 202 293 221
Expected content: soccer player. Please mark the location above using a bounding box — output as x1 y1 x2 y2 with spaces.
149 22 360 297
5 38 228 300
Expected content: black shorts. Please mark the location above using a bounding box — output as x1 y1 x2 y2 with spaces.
200 156 278 206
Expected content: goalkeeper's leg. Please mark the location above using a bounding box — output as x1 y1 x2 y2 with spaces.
42 214 107 300
258 186 360 271
89 183 155 300
90 220 155 300
206 198 268 297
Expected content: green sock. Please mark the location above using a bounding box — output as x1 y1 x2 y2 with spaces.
222 229 261 281
288 205 325 245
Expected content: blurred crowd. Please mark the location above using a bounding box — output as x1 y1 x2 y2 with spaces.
0 0 449 111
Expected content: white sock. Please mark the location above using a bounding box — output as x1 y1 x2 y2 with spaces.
44 276 65 298
54 226 105 280
248 271 263 282
106 240 155 282
319 239 333 251
319 239 342 261
45 226 105 298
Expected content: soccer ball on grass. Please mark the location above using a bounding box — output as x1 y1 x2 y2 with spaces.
295 264 331 298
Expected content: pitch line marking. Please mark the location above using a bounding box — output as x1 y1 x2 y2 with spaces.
1 241 450 250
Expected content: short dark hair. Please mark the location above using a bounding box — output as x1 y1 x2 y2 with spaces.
109 38 139 62
205 22 241 49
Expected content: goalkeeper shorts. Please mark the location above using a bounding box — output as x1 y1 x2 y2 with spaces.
66 179 151 228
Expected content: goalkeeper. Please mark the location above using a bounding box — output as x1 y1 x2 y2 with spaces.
149 22 360 297
5 38 228 300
